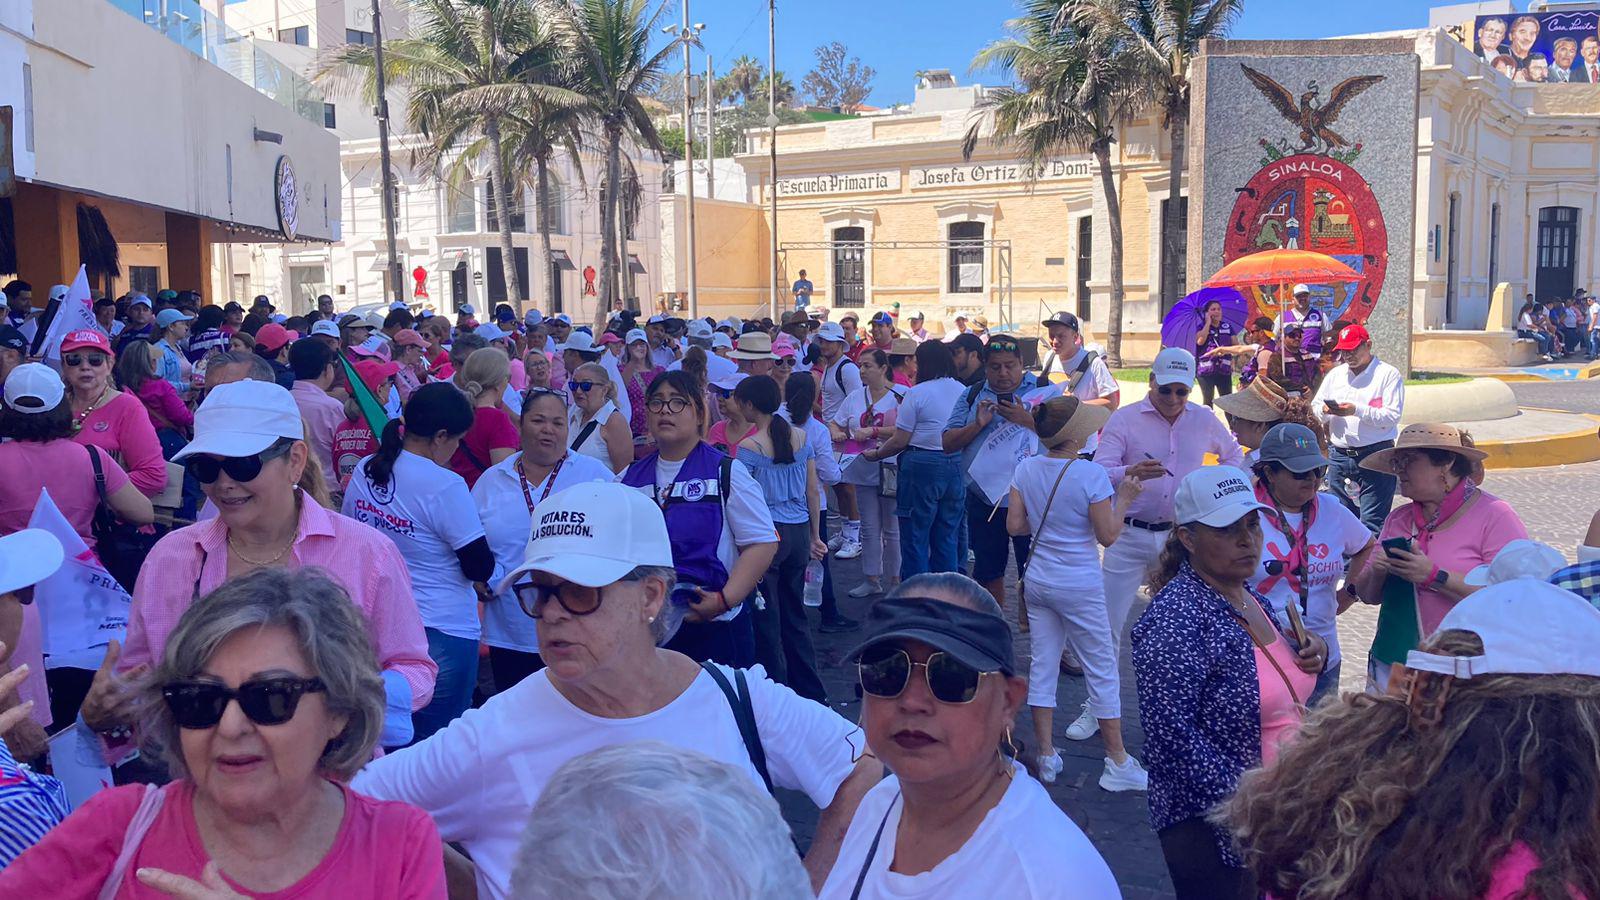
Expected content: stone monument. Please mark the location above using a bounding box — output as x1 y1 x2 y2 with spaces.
1190 39 1420 372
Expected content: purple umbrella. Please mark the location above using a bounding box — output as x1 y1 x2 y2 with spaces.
1161 287 1249 353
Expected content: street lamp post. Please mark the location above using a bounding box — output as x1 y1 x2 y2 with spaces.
664 13 705 318
768 0 779 317
371 0 404 306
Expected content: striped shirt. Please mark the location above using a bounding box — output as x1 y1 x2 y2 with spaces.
0 738 69 867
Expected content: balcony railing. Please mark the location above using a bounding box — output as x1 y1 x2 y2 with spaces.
106 0 324 124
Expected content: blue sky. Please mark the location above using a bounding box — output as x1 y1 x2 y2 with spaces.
684 0 1503 106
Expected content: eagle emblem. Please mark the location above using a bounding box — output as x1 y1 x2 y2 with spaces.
1239 65 1385 156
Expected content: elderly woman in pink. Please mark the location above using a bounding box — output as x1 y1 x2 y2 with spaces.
78 380 436 749
0 568 446 898
62 329 168 497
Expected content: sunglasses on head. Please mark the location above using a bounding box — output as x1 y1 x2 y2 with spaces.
185 439 293 485
646 396 691 414
162 676 325 729
858 645 999 705
1157 385 1191 397
64 353 108 368
569 380 599 393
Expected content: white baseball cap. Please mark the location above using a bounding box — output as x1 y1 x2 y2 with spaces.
48 284 69 303
0 529 64 596
3 363 64 413
1174 465 1272 527
1151 347 1197 388
1292 284 1311 296
712 332 734 351
525 308 545 325
687 320 713 340
129 294 152 309
498 482 675 591
557 331 599 354
552 313 572 325
459 304 476 316
475 323 509 342
310 320 341 339
172 381 305 461
626 328 648 345
816 321 847 343
711 371 747 392
389 300 410 311
1406 578 1600 679
1464 539 1569 586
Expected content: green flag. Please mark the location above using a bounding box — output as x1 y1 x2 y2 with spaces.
340 354 390 437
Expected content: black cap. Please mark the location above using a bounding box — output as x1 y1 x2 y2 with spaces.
0 325 25 353
1042 311 1080 331
950 332 985 354
846 597 1016 675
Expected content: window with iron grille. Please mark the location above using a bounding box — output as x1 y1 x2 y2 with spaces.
948 221 984 294
832 227 866 309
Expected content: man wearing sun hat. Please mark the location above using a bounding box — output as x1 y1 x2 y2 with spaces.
730 332 778 378
1312 323 1404 534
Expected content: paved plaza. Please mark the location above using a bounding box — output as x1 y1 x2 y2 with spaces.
785 458 1600 898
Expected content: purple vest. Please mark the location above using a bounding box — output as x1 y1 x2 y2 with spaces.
620 442 731 594
1240 338 1277 386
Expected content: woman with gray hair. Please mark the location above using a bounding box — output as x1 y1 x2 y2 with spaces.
354 481 879 900
512 741 812 899
0 568 446 897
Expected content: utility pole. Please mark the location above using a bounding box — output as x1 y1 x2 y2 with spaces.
371 0 404 306
666 10 704 317
705 53 715 202
767 0 780 316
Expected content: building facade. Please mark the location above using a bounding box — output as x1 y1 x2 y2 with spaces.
222 0 664 318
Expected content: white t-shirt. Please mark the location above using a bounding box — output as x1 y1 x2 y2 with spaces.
1021 352 1119 455
619 453 778 621
819 763 1119 900
352 664 862 900
473 451 616 653
896 377 965 451
1588 301 1599 329
833 386 905 485
1247 492 1372 667
341 450 485 640
1010 456 1113 592
822 355 863 423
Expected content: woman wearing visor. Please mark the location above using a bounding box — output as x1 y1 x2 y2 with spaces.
820 573 1118 898
78 381 435 750
352 482 877 900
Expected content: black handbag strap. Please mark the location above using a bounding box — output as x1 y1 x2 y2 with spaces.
850 793 900 900
569 418 600 452
700 661 772 793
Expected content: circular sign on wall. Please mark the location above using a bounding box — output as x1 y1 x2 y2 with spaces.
275 155 299 241
1222 153 1386 327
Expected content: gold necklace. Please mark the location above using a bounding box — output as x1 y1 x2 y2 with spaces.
72 385 111 431
227 531 297 567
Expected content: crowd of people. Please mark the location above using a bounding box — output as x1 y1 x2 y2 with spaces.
0 281 1594 899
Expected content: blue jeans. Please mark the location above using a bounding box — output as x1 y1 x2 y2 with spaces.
1517 329 1553 356
1309 661 1342 707
410 628 479 745
895 448 964 578
1588 329 1599 359
1327 442 1397 536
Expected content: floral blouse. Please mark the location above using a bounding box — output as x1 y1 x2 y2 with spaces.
1131 559 1294 867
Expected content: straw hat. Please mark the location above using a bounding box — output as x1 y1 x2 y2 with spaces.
730 332 778 360
1036 395 1112 449
1360 423 1488 475
888 337 919 356
1214 375 1289 423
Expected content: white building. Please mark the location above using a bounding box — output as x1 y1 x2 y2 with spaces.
221 0 663 319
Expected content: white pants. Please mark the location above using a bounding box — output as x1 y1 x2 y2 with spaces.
1026 579 1121 718
857 488 900 580
1099 526 1169 669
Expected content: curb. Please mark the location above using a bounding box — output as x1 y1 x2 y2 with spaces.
1476 412 1600 470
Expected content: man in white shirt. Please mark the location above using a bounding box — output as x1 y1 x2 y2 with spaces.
1312 324 1404 534
817 322 864 558
905 310 928 342
1027 312 1120 456
1584 289 1599 361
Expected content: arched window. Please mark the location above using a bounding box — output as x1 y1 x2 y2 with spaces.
542 172 567 236
445 168 475 233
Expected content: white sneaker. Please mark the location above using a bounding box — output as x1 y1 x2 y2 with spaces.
848 580 880 599
1065 702 1099 741
827 532 846 552
1099 755 1149 792
1036 750 1063 784
835 540 863 560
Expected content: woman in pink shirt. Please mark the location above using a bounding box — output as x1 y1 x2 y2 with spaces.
62 330 168 498
115 340 194 438
1222 580 1600 900
0 568 446 899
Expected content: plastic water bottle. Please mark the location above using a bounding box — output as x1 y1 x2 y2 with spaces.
803 561 824 607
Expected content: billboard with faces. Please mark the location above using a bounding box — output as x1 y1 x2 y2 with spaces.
1473 11 1600 84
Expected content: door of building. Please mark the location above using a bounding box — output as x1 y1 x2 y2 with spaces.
1076 216 1093 320
451 261 468 311
832 226 865 309
1535 206 1579 301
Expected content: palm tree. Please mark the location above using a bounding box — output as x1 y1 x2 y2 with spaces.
503 102 587 315
719 54 765 103
320 0 580 307
966 0 1150 365
1065 0 1243 308
549 0 676 322
752 69 797 108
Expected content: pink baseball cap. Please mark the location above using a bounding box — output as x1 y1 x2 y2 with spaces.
353 359 400 393
254 323 292 353
599 332 622 346
393 328 428 349
772 336 798 359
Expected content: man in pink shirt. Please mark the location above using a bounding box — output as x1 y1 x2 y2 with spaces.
1093 348 1242 729
288 338 346 482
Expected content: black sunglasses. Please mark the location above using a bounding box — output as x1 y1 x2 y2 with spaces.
185 439 293 485
858 645 998 705
162 676 326 729
64 353 108 368
775 357 798 367
1268 463 1327 482
569 380 600 393
1157 385 1191 397
712 386 734 399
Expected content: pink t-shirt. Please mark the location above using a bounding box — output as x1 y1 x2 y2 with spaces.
1378 492 1529 634
707 421 756 457
507 358 528 391
1253 633 1315 766
0 780 445 899
74 392 168 497
448 406 519 489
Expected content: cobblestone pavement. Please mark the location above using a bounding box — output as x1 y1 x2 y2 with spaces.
1507 377 1600 415
784 460 1600 898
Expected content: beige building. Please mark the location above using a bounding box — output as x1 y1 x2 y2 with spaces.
666 18 1600 365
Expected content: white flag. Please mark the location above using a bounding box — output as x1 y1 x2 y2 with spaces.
27 487 131 666
39 265 97 361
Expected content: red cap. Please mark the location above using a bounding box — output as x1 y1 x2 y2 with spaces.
393 328 428 349
255 323 293 353
1331 324 1370 352
60 329 112 355
353 359 400 394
